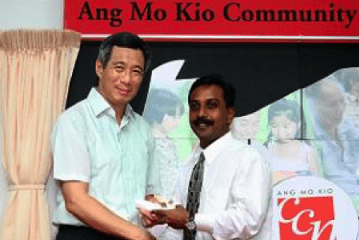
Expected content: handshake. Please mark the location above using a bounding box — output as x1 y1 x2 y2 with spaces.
137 195 190 230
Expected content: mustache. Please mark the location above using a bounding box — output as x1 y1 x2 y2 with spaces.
193 117 214 126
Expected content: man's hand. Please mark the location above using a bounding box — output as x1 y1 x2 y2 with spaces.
140 194 165 227
140 208 165 227
59 181 154 239
152 205 189 230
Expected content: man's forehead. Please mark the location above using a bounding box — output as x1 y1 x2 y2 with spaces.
190 84 224 101
320 82 343 100
109 46 144 61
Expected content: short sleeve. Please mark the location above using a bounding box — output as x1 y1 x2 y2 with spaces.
51 113 91 183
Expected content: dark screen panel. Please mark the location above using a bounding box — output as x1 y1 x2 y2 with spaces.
66 42 358 117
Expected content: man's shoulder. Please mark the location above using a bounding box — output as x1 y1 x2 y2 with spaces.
340 118 359 139
55 99 90 127
222 138 266 166
130 111 153 132
227 137 261 154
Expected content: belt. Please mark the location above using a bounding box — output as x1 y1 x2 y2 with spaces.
58 224 127 240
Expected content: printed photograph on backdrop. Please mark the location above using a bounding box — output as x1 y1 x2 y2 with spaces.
303 67 359 213
263 95 320 185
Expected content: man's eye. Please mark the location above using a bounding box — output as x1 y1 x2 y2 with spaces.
190 103 199 110
133 69 143 77
207 101 217 109
115 66 124 72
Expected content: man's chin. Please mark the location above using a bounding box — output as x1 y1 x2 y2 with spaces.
194 130 210 141
113 94 135 105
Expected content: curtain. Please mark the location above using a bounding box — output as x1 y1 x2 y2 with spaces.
0 30 81 240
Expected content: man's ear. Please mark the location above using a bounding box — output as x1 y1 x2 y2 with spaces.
227 107 236 125
95 60 104 77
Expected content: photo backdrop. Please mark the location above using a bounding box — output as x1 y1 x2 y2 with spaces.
67 42 358 182
65 42 359 239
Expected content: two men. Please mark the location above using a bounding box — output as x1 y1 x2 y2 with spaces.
144 75 271 240
52 31 271 240
52 32 158 240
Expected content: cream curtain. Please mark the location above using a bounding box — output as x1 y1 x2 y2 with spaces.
0 30 81 240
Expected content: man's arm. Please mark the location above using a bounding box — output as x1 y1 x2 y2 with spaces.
59 180 155 240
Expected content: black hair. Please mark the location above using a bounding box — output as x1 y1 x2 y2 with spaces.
97 32 151 71
143 89 184 124
188 74 236 108
268 99 301 125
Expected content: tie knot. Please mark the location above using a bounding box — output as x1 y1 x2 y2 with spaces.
199 152 205 163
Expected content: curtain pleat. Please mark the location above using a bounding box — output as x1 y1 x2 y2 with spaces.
0 29 81 240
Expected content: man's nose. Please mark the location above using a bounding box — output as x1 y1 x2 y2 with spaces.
119 70 131 84
198 106 207 117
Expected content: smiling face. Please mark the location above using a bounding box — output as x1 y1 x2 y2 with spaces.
96 46 145 111
189 84 235 149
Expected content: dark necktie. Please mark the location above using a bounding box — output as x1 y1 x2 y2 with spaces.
183 152 205 240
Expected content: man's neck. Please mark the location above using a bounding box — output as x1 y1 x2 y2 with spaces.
114 104 126 123
200 130 230 149
97 87 127 122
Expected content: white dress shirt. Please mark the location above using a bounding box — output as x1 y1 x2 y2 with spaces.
164 132 272 240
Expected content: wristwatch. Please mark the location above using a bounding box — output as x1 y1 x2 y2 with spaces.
186 219 196 231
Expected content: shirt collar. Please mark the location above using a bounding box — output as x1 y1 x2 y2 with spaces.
87 87 135 120
200 131 233 165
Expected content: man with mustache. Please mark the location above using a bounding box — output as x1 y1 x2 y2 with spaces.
51 32 158 240
143 75 272 239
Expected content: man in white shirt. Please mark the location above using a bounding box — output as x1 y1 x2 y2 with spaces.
143 75 272 239
52 32 158 240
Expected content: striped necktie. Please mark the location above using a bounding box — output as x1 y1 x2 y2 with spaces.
183 152 205 240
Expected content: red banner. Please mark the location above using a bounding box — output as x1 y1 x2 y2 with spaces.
64 0 359 41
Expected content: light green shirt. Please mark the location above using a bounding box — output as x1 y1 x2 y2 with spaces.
51 88 160 226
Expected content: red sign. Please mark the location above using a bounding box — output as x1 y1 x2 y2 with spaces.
273 176 358 240
64 0 359 41
278 197 335 240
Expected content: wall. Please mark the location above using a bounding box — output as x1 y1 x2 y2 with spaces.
0 0 63 30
